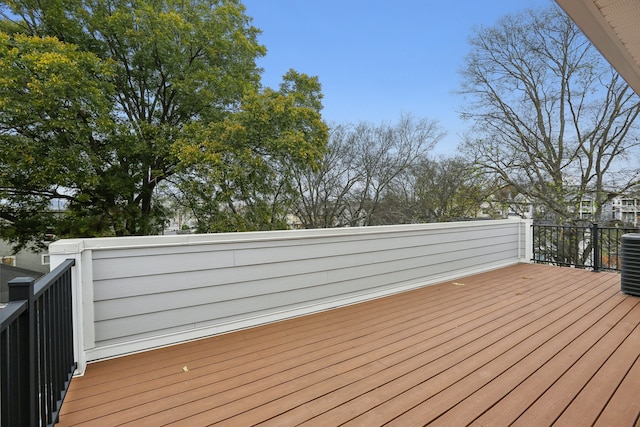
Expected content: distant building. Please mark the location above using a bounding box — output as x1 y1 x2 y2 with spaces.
603 195 640 226
578 194 596 221
164 209 197 233
0 240 50 274
498 190 640 225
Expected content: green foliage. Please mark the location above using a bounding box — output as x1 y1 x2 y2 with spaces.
0 0 327 249
173 70 328 232
369 156 489 225
0 31 115 248
412 157 488 221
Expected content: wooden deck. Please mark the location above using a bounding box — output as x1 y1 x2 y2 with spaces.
58 263 640 426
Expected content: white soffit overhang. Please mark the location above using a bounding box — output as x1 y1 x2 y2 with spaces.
555 0 640 96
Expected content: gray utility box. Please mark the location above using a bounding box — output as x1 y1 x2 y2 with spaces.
621 233 640 296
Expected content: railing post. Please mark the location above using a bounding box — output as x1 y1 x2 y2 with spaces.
8 277 37 426
592 223 600 272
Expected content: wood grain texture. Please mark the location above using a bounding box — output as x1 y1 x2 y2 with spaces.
58 264 640 426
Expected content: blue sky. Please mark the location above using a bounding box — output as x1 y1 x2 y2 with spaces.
242 0 553 155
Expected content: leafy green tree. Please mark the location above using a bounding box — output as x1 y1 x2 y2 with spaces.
0 32 116 245
411 157 488 222
372 156 489 224
0 0 327 249
172 70 328 232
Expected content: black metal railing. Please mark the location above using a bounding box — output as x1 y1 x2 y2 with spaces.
532 223 639 271
0 259 76 426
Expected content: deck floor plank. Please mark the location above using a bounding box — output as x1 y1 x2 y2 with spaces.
429 285 638 426
299 269 608 424
553 315 640 426
471 273 628 425
593 352 640 426
57 264 640 426
237 269 583 425
510 297 640 426
65 269 532 423
339 272 619 426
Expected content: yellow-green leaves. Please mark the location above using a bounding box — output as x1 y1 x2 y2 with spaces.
0 32 113 129
0 0 325 246
175 73 328 175
172 71 328 232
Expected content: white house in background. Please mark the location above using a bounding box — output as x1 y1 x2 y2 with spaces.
164 210 197 233
0 239 50 273
603 195 640 226
578 194 597 221
481 191 640 224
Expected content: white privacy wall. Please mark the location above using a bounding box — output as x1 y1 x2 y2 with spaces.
49 219 531 371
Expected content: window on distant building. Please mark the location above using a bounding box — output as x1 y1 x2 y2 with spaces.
1 256 16 266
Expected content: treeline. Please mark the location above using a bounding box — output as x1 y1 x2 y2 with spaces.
160 115 498 232
2 1 639 251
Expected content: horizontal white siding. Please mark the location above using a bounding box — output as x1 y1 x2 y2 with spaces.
49 219 531 366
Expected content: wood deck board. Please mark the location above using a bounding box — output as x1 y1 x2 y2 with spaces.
65 270 528 422
417 285 637 426
338 273 619 426
469 293 636 426
57 264 640 426
511 298 640 426
593 351 640 426
553 314 640 426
